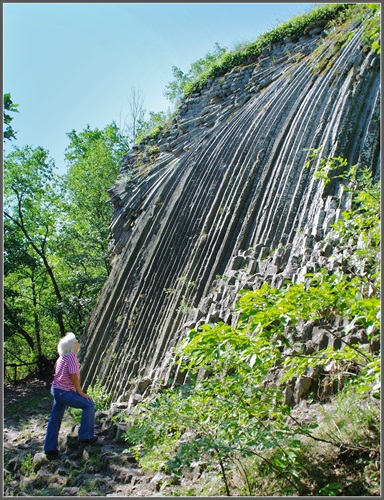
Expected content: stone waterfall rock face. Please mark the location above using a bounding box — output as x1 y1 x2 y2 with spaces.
80 15 380 403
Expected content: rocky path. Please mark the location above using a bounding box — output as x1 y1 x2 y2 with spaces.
3 379 185 497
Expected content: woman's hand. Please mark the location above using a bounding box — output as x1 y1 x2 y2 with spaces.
79 391 93 401
70 373 93 401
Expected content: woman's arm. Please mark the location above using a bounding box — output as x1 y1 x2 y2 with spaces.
70 373 93 401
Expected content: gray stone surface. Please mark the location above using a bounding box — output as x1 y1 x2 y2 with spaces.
80 18 380 404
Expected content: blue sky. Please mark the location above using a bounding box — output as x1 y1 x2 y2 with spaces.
3 2 315 174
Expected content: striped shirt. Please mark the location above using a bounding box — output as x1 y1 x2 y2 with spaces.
52 352 80 392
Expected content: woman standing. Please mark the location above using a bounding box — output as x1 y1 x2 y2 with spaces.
44 332 97 458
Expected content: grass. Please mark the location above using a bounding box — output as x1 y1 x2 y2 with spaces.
20 453 34 476
315 387 380 454
183 3 353 97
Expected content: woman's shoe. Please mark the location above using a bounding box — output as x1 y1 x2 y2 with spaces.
45 449 59 459
78 436 98 444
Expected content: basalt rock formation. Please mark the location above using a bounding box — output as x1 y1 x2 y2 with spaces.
80 8 380 403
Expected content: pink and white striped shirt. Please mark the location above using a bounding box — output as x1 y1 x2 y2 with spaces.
52 352 80 392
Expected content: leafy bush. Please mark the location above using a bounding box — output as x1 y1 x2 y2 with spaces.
296 388 380 496
361 4 380 54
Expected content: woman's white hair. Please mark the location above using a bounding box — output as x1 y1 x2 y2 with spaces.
58 332 77 356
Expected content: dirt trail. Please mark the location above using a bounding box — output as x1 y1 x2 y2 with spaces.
4 380 54 454
3 379 180 496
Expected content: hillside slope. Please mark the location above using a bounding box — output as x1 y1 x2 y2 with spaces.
80 5 380 403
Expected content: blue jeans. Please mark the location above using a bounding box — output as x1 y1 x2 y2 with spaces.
44 387 95 452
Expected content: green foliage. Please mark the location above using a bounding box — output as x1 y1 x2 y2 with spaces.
175 4 353 99
331 169 380 278
361 4 380 54
317 387 380 453
4 123 128 381
20 453 34 476
67 406 82 421
61 123 128 326
135 110 172 144
3 92 19 141
164 43 227 104
124 157 379 495
125 375 302 495
318 483 344 496
87 380 112 411
294 387 380 496
4 145 67 374
305 146 348 186
162 4 378 105
176 297 192 315
306 149 380 283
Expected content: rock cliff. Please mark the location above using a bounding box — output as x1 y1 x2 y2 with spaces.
80 7 380 403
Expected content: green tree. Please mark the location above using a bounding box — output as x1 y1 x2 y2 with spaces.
64 122 128 273
164 42 227 104
58 123 128 333
3 92 19 141
4 123 128 381
4 146 67 378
